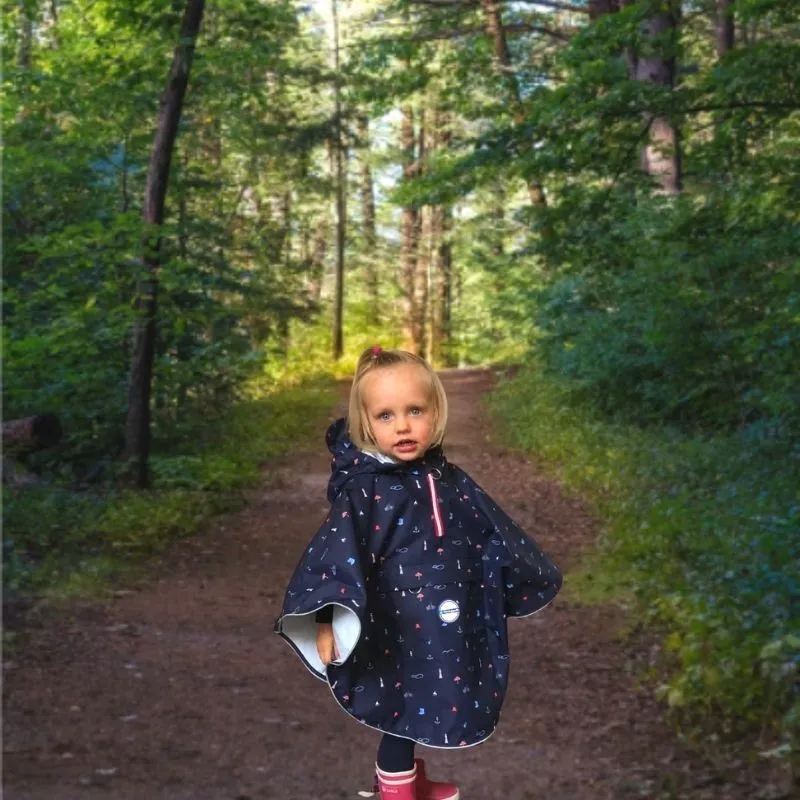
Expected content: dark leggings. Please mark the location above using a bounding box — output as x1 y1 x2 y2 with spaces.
377 733 416 773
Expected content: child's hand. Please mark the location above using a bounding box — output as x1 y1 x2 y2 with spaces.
316 622 340 666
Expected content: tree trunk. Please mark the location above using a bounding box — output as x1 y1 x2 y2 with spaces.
119 137 130 214
358 116 379 324
175 148 191 414
479 0 547 206
623 0 682 194
712 0 735 156
400 103 421 353
413 109 430 358
452 227 464 366
436 204 454 366
331 0 346 360
487 183 508 342
429 203 442 365
115 137 133 390
417 203 432 361
740 17 758 46
177 148 189 259
123 0 205 488
275 191 292 262
17 1 33 69
588 0 619 20
490 182 506 258
715 0 734 57
429 105 454 367
309 216 328 304
430 202 451 367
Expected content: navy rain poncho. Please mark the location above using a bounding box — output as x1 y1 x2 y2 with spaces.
274 418 561 748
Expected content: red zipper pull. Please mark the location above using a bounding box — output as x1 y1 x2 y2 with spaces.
426 472 445 538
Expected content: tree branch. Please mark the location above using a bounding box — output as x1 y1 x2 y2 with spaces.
507 0 588 11
409 0 588 13
377 21 574 43
512 21 575 40
408 0 478 6
683 101 799 113
227 184 249 226
596 101 800 120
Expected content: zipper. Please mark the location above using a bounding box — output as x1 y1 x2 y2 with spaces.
426 472 445 538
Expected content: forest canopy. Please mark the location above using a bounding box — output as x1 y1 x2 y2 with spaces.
5 0 798 458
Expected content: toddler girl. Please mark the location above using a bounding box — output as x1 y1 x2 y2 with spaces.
275 347 562 799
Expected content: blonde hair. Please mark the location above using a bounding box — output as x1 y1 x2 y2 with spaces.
348 347 448 453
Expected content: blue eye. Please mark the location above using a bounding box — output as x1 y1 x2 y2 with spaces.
380 412 392 422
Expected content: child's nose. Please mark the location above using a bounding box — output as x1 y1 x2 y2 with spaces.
396 415 411 432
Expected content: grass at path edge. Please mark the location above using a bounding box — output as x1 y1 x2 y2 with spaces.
486 365 799 773
3 375 337 599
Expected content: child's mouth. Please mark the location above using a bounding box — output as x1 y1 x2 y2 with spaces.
395 440 417 452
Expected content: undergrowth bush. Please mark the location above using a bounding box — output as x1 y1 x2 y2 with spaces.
488 366 799 766
534 187 800 433
263 305 404 384
3 376 336 595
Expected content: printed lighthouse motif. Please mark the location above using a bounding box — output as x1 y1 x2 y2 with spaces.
274 418 562 748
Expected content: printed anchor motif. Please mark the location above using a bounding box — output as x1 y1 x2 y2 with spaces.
275 418 562 749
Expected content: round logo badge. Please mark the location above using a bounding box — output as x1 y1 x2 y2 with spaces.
437 599 460 624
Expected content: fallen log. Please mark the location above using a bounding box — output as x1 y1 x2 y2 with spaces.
2 414 62 450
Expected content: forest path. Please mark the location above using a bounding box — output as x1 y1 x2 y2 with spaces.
4 369 758 800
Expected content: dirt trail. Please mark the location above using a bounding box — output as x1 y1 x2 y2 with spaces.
3 370 766 799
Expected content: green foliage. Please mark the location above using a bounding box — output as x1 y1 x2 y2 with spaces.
4 216 140 463
3 376 336 595
429 0 800 437
488 366 800 763
267 297 407 383
532 186 800 431
3 0 330 471
2 485 225 596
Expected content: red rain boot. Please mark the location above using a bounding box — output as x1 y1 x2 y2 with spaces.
364 760 458 800
415 759 460 800
374 763 418 799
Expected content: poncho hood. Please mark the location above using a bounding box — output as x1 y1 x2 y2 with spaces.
325 417 446 503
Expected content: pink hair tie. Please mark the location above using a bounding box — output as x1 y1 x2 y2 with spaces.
371 346 382 359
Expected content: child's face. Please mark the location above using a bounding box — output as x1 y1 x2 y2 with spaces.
361 363 436 462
